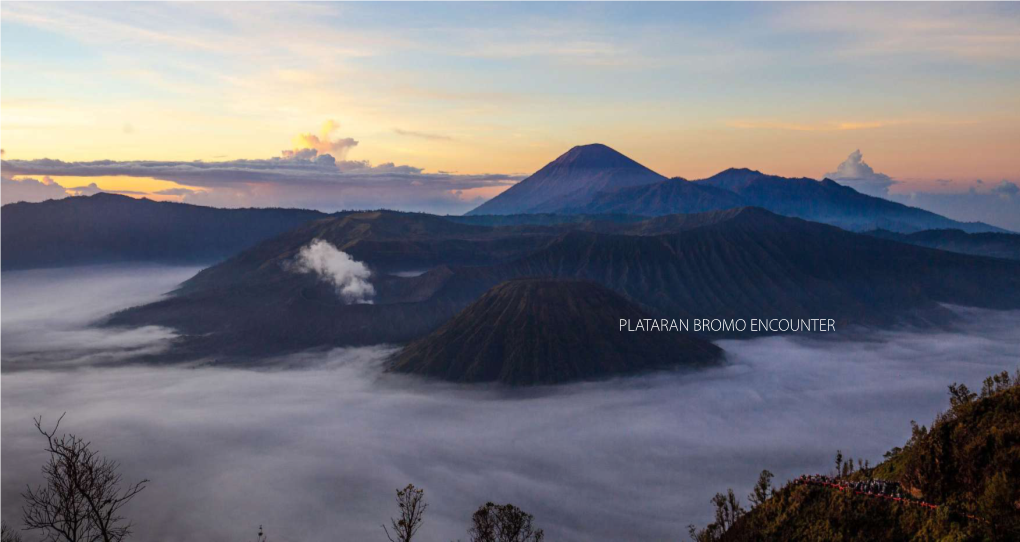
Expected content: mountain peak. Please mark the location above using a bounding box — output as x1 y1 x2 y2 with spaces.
549 143 646 170
467 144 666 215
719 167 762 175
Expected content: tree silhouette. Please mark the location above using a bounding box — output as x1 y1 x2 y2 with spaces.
468 502 543 542
688 489 744 542
1 521 24 542
21 414 147 542
749 470 774 508
383 484 427 542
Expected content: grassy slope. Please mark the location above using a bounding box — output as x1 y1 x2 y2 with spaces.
708 372 1020 542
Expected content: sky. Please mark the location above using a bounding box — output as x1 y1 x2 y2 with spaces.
2 2 1019 220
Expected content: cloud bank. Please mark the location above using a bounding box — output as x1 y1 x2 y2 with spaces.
3 266 1019 541
1 154 520 214
0 120 520 213
289 240 375 304
1 176 69 205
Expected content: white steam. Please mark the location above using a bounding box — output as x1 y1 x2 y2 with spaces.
290 239 375 304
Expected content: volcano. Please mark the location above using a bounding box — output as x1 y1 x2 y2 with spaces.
467 144 666 215
388 279 722 385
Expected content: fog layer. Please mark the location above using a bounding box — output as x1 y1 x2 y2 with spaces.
2 267 1018 541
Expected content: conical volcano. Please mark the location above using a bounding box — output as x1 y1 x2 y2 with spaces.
388 278 722 385
467 144 666 215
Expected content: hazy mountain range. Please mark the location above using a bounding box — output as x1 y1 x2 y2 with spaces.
3 144 1013 272
5 143 1020 384
468 144 1005 234
864 229 1020 261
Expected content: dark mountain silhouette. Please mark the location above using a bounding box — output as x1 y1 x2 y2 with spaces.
865 228 1020 261
388 279 722 385
176 209 565 294
108 207 1020 361
448 213 647 227
697 168 1002 233
453 207 1020 327
104 211 572 360
467 144 666 215
1 193 326 270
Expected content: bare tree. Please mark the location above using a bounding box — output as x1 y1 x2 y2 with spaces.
1 521 25 542
469 502 544 542
21 414 148 542
383 484 427 542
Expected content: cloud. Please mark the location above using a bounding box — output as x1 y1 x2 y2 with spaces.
0 121 522 214
990 180 1019 198
1 175 71 205
824 149 896 197
68 182 105 197
154 187 203 196
289 240 375 304
393 128 454 141
2 266 1019 541
282 119 359 161
816 151 1020 230
1 154 522 214
727 121 894 132
0 266 198 369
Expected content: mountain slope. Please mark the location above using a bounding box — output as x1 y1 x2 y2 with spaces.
105 211 571 359
699 168 1003 233
696 371 1020 541
454 207 1020 327
388 279 722 385
467 144 666 215
573 178 746 216
865 229 1020 260
176 209 562 294
1 193 327 270
108 208 1020 360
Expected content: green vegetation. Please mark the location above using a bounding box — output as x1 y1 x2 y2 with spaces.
690 369 1020 541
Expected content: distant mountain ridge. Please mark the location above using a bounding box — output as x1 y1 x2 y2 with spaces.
865 228 1020 261
698 168 999 233
469 147 1005 234
1 193 327 270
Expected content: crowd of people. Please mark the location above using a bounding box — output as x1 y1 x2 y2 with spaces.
797 474 906 500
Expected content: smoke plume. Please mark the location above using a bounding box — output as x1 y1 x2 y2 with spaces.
290 240 375 303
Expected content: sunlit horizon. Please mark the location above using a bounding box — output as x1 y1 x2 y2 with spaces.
2 2 1019 225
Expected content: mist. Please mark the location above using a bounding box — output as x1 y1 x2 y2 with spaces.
2 267 1018 541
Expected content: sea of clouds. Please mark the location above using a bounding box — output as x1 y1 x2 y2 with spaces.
2 266 1018 541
